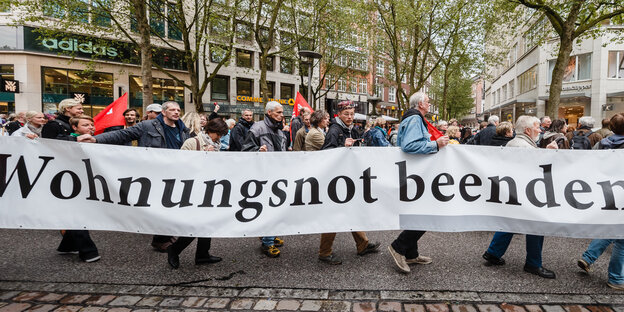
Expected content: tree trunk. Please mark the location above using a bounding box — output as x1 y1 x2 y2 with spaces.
547 31 574 119
259 51 268 104
442 67 449 120
133 0 153 111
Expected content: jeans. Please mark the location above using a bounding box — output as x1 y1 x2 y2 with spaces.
262 236 276 246
486 232 544 268
582 239 624 285
391 230 426 259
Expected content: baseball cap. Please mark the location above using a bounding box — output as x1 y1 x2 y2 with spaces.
146 103 162 112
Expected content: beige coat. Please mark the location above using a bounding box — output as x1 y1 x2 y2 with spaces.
305 127 325 151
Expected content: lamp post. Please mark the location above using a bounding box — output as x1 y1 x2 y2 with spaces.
298 50 322 109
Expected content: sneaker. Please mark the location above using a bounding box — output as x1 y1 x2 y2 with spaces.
357 242 380 256
387 245 410 273
577 259 591 273
607 282 624 290
262 245 280 258
273 237 284 247
83 255 101 263
406 255 433 265
319 253 342 265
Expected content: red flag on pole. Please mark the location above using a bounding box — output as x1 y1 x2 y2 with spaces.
292 91 314 117
426 119 444 141
93 92 128 135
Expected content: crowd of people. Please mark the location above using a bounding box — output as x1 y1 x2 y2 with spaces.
2 92 624 290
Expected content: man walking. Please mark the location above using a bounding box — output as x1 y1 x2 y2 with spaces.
242 101 287 257
318 101 380 265
387 92 448 273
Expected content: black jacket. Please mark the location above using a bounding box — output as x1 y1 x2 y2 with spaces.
5 120 24 135
95 118 190 149
488 135 513 147
468 124 496 146
41 114 76 141
229 118 254 151
321 120 361 150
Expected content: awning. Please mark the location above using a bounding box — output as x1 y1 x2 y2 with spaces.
381 115 399 122
354 113 367 121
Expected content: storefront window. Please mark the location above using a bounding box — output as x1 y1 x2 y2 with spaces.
42 67 113 116
608 51 624 79
211 75 229 101
129 75 185 113
237 49 253 68
0 65 15 114
518 66 537 94
280 83 294 100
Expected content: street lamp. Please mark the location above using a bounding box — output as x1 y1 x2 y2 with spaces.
298 50 323 109
368 96 381 117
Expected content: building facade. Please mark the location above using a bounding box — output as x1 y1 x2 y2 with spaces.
484 20 624 126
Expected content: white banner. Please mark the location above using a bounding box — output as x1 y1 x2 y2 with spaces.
1 136 623 238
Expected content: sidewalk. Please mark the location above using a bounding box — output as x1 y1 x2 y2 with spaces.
1 281 623 312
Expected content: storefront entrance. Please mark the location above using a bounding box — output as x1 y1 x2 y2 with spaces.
558 105 584 128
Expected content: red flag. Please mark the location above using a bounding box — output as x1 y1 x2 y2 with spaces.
93 93 128 135
426 119 444 141
292 92 314 117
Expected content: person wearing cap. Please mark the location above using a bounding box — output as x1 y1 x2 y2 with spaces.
317 101 380 265
145 103 162 120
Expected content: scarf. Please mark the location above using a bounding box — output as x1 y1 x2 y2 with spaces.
264 114 283 131
26 122 42 136
156 114 185 149
335 116 353 131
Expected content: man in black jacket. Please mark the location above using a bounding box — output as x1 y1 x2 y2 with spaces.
5 112 25 135
79 101 189 252
42 98 101 262
467 115 498 146
229 109 254 151
317 101 380 265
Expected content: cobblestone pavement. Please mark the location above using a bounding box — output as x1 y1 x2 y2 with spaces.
1 281 622 312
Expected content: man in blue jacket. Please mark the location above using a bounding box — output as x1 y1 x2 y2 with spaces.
387 92 449 273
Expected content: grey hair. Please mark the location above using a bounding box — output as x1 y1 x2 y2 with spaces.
265 101 282 113
578 116 595 128
540 116 551 123
487 115 499 125
225 118 236 128
58 98 81 114
162 101 180 111
408 92 427 109
242 109 253 115
437 120 448 127
515 115 539 134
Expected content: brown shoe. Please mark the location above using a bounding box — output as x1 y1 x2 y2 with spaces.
387 245 410 273
406 255 432 265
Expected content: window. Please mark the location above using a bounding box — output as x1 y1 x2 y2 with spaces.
280 83 294 100
129 75 184 113
388 86 395 103
518 66 537 94
374 77 383 99
210 15 229 36
389 65 395 79
509 80 514 98
236 49 253 68
266 56 275 71
608 51 624 79
0 65 14 80
337 78 346 92
548 53 592 84
502 85 507 100
376 60 384 77
42 67 114 117
43 0 110 26
236 78 253 99
211 75 229 101
359 78 367 94
349 78 357 93
167 2 182 40
261 81 275 99
0 0 10 12
401 74 407 84
280 58 294 74
210 45 228 63
325 75 333 90
150 0 165 37
235 21 253 41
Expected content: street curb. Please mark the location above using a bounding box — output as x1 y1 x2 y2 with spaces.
1 280 623 305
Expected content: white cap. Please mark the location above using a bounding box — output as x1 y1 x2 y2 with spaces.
146 103 162 112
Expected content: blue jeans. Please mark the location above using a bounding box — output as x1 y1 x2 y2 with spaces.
262 236 276 247
582 239 624 285
486 232 544 268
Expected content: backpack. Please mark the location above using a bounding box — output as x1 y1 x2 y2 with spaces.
570 130 592 150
